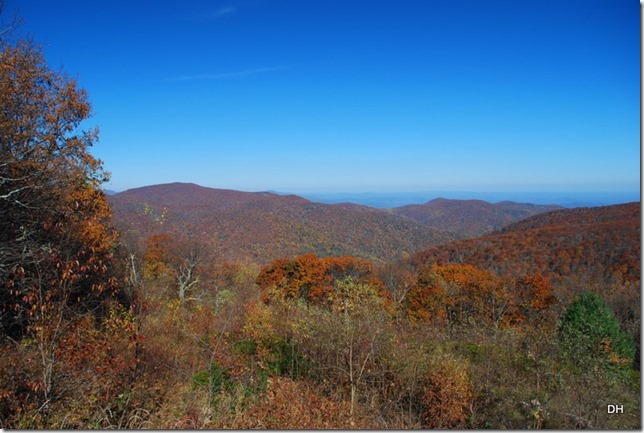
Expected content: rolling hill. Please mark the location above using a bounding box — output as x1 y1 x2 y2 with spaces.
391 198 562 237
410 202 641 284
495 201 641 234
108 183 455 264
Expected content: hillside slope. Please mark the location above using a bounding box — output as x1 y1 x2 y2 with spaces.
495 202 640 234
109 183 454 264
392 198 562 237
411 202 641 284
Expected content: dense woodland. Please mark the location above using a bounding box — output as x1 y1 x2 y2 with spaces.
0 37 641 429
108 182 457 264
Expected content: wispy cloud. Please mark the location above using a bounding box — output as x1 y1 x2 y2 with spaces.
168 66 285 82
210 6 235 18
184 5 235 22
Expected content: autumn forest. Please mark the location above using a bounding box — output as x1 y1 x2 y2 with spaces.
0 19 641 431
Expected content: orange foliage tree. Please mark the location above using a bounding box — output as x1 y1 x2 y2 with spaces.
510 274 556 324
256 253 388 307
407 264 506 326
142 234 175 281
0 39 117 337
0 39 133 427
407 264 556 328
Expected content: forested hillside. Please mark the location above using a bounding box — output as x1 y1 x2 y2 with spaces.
392 198 562 237
496 202 641 234
108 182 455 264
109 183 565 265
411 203 640 284
409 202 641 356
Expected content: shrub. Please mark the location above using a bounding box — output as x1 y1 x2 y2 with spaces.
421 353 473 428
231 378 358 429
192 363 234 398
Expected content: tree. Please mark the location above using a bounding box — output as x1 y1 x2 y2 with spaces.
0 39 127 427
256 253 388 308
406 264 557 329
141 234 206 302
142 234 175 282
376 261 415 305
407 264 507 327
0 0 20 41
0 39 114 337
511 274 556 325
558 292 635 372
293 277 392 424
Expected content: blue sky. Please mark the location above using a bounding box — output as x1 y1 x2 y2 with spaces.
6 0 641 199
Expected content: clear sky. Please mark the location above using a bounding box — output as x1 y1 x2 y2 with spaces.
5 0 641 197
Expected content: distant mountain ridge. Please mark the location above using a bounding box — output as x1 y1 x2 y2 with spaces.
108 183 584 265
108 183 453 264
391 197 562 237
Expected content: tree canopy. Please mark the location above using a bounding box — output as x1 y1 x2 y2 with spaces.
0 39 116 337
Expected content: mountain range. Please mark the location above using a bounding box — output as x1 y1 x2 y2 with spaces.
108 182 565 264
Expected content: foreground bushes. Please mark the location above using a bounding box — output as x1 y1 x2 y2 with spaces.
2 252 639 428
